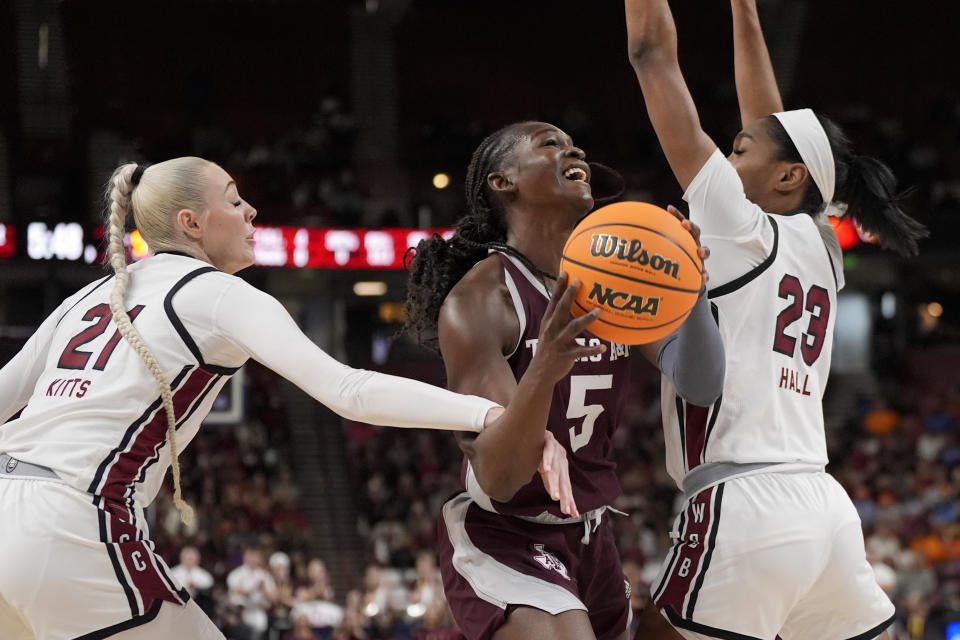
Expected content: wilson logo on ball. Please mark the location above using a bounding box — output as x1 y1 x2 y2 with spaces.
588 234 680 280
587 283 661 316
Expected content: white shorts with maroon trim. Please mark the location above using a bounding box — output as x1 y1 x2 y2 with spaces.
0 475 223 639
651 471 894 640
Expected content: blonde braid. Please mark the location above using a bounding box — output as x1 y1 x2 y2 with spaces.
106 163 195 527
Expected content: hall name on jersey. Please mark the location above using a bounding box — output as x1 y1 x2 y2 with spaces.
525 338 630 362
778 367 811 396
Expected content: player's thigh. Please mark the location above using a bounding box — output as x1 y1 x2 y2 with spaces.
779 516 894 640
632 605 685 640
494 606 597 640
651 477 825 639
0 596 34 640
108 600 224 640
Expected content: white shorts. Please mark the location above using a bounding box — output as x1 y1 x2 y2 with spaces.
651 471 895 640
0 474 224 639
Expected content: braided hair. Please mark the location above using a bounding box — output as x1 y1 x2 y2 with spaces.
102 157 213 526
766 113 928 256
403 123 548 351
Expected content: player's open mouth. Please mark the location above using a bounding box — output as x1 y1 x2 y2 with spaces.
563 167 588 183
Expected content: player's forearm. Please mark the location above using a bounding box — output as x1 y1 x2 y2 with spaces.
731 0 783 125
658 294 725 406
465 369 558 502
625 0 679 69
326 367 500 432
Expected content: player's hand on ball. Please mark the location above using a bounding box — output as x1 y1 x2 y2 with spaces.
532 273 606 383
539 431 579 517
666 204 710 289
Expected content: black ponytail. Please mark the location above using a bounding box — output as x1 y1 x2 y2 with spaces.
766 113 927 257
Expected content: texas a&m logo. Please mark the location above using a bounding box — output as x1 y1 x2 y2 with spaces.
532 543 569 580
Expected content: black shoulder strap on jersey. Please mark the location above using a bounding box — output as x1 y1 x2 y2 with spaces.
164 267 240 375
707 216 779 299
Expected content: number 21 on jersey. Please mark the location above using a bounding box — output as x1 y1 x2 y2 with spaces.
58 303 145 371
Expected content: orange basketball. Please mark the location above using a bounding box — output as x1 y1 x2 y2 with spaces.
560 201 703 345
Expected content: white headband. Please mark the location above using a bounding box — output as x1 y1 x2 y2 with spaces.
773 108 835 208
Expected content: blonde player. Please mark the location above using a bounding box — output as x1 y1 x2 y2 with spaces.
624 1 926 639
0 157 598 639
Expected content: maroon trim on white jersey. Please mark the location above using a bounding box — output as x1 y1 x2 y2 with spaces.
654 483 725 620
94 496 190 619
88 365 217 503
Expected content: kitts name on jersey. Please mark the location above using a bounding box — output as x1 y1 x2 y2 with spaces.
524 338 631 362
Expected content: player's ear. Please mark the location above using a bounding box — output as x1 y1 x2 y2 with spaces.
488 170 517 195
176 208 204 241
775 162 808 195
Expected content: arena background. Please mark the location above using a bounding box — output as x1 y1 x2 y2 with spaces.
0 1 958 638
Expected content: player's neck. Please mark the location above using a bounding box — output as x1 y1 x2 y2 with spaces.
505 205 582 276
506 230 566 277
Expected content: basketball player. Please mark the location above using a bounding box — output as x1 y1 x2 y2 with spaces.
0 157 596 639
624 1 927 639
403 121 725 640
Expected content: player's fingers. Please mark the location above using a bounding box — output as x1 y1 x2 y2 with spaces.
539 455 561 501
561 308 602 340
681 218 703 246
666 204 686 220
554 278 581 315
543 272 569 321
559 457 578 518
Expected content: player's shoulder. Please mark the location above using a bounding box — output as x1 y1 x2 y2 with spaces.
439 254 515 348
445 254 510 310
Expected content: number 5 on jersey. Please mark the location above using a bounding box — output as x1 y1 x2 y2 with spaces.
58 303 145 370
567 375 613 452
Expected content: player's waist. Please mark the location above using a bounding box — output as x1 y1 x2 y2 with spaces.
681 461 825 501
0 453 62 482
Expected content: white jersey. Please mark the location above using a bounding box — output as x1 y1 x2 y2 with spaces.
661 150 844 489
0 253 497 514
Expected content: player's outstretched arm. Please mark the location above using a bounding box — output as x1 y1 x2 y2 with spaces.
625 0 716 190
731 0 784 126
439 268 602 514
213 280 502 434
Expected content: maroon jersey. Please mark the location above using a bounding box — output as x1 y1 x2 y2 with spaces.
463 252 632 518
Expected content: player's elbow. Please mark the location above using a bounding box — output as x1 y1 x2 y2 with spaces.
471 459 537 503
676 360 725 408
627 31 677 71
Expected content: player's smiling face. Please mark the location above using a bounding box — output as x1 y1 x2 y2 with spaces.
198 165 258 274
494 122 594 217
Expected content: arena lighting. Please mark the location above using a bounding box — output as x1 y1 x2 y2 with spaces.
406 602 427 618
829 216 861 250
353 281 388 296
432 172 451 189
880 292 896 319
927 302 944 318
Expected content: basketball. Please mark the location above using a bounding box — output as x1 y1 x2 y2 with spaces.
560 201 703 345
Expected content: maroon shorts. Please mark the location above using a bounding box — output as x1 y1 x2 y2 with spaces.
437 493 630 640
